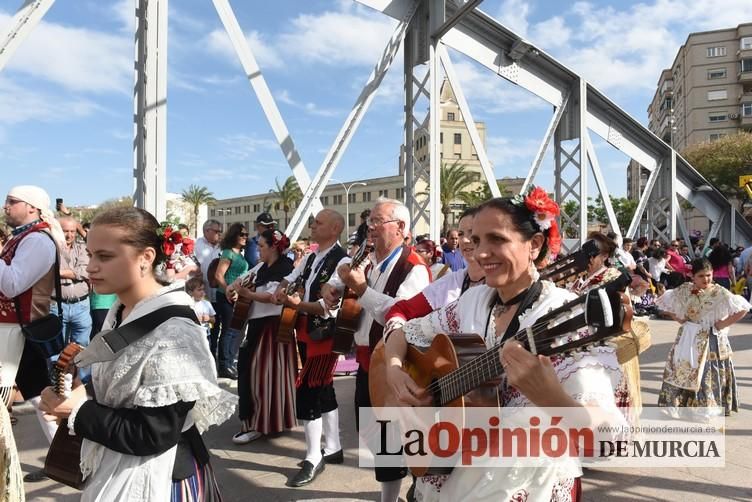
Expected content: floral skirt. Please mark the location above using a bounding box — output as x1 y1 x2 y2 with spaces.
658 333 738 416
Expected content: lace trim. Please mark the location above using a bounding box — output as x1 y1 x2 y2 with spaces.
134 381 238 434
68 396 92 436
404 317 435 348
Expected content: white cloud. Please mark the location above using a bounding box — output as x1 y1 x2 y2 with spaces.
303 102 341 118
218 133 278 160
204 28 283 70
496 0 531 37
190 168 260 182
485 136 540 171
0 12 131 94
276 90 299 106
0 79 102 124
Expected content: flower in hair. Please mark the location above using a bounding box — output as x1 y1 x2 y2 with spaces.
272 230 290 254
181 237 195 256
524 187 559 230
157 223 183 258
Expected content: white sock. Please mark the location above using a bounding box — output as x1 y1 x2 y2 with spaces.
381 479 402 502
321 408 342 455
303 418 323 465
30 396 57 444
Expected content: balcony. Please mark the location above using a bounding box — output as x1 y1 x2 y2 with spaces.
740 71 752 83
739 90 752 102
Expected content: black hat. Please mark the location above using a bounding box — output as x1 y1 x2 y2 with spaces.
255 212 275 226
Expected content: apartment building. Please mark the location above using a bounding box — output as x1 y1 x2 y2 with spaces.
628 23 752 199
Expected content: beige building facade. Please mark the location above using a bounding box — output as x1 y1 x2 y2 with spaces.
629 24 752 201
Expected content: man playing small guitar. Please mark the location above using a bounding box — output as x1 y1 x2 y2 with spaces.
272 209 350 488
321 198 430 502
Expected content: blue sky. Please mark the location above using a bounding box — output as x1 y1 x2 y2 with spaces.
1 0 751 206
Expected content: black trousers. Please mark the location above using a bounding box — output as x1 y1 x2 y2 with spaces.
355 367 407 483
236 318 264 421
16 343 50 399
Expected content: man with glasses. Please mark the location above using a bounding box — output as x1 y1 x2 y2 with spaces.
665 240 689 288
323 198 430 502
0 186 65 481
195 219 223 358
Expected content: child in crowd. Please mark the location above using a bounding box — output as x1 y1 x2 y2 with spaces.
186 276 216 339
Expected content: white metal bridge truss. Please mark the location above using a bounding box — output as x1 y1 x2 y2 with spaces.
2 0 750 248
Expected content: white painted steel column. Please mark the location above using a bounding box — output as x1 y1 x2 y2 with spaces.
0 0 55 73
428 0 442 242
133 0 168 221
211 0 321 220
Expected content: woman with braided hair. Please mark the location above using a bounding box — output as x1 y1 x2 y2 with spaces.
228 229 297 444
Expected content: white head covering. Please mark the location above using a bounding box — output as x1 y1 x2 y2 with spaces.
7 185 65 246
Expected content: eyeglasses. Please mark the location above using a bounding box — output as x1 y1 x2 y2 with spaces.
207 228 221 234
367 218 400 227
4 198 24 206
239 232 250 237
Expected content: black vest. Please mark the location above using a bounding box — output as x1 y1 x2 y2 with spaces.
303 244 347 332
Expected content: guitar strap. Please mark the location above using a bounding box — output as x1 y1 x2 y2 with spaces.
367 246 414 352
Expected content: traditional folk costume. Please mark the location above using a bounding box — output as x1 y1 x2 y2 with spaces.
236 257 296 436
0 221 56 408
0 404 23 502
328 244 430 485
70 283 237 501
283 243 350 468
656 282 750 417
570 266 645 426
403 281 622 502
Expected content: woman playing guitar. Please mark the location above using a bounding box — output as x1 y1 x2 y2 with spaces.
383 189 624 502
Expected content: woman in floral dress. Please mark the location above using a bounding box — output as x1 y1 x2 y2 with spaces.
657 257 749 418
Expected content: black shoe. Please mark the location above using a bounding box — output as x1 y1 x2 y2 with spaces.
287 459 325 487
24 469 47 482
321 448 344 464
218 368 238 380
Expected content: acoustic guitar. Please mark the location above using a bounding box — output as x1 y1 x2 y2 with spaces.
229 273 255 331
332 241 374 354
368 281 632 477
539 239 600 285
44 343 86 489
277 274 305 344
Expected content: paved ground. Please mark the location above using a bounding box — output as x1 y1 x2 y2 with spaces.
14 317 752 501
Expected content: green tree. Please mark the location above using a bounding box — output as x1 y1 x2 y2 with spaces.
418 160 480 235
560 199 580 238
268 176 303 229
180 185 216 237
587 195 639 233
682 132 752 210
462 180 512 207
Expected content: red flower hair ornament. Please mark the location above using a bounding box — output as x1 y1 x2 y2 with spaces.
512 187 562 256
157 224 184 259
271 230 290 254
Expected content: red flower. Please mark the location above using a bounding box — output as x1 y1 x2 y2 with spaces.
524 187 559 216
547 219 562 256
162 241 175 257
169 231 183 245
163 227 173 240
181 238 194 255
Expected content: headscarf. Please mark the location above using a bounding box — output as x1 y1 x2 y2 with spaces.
7 185 65 247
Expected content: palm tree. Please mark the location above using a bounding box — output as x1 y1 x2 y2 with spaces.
180 185 216 237
419 160 479 236
268 176 303 229
461 180 511 208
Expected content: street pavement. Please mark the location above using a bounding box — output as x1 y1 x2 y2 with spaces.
14 317 752 501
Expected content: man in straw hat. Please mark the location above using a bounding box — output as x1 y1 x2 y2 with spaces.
0 185 65 482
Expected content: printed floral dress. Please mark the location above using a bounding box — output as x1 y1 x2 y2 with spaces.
656 282 750 417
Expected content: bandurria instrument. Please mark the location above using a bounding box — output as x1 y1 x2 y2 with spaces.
44 343 86 489
332 241 374 354
229 273 255 331
369 282 632 476
539 239 600 285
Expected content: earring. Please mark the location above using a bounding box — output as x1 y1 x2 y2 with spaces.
140 264 147 278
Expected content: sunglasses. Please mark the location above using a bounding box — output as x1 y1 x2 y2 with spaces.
239 232 250 237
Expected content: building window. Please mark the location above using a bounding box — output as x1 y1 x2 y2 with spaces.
708 113 727 123
274 203 280 210
455 153 461 159
741 37 752 50
348 213 356 227
395 188 404 200
741 59 752 73
708 133 727 141
660 97 672 111
440 132 443 144
243 205 250 214
743 103 752 117
706 46 726 58
235 206 241 215
334 195 343 205
453 133 462 145
253 204 260 212
707 68 726 80
378 189 388 197
447 112 455 121
348 193 356 203
707 90 728 101
362 191 371 202
322 196 329 205
210 209 216 217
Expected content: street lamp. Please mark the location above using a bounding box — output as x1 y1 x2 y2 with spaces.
216 208 232 232
330 179 367 238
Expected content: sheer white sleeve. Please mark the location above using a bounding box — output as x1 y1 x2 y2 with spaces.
403 299 461 348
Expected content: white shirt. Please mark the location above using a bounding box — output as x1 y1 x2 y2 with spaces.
615 247 636 270
0 231 56 298
194 236 221 302
283 243 351 313
191 299 216 327
242 263 285 320
328 246 430 346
